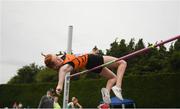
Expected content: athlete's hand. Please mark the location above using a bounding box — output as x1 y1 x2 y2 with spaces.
56 85 62 95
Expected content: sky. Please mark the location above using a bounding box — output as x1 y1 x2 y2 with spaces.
0 0 180 84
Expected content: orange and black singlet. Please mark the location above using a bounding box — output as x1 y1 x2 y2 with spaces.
61 54 104 73
62 54 88 71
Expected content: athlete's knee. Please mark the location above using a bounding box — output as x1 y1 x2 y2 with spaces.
117 60 127 66
110 76 117 83
114 76 117 82
107 74 117 80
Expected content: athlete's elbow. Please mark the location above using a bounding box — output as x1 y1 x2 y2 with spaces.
59 67 69 73
117 60 127 66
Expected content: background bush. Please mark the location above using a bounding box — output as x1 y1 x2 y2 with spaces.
0 73 180 108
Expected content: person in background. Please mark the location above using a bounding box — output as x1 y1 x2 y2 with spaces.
12 101 18 109
91 46 99 54
54 96 61 109
18 102 23 109
38 88 54 108
67 97 82 109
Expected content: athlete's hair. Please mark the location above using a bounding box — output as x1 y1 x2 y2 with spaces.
44 54 56 69
41 53 56 69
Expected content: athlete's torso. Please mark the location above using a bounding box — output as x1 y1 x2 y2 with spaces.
61 54 104 73
62 54 88 71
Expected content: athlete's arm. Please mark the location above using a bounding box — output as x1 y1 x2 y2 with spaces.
56 64 73 95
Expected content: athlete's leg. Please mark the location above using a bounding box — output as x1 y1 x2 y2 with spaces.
100 67 117 103
103 56 127 100
103 56 127 88
100 67 117 92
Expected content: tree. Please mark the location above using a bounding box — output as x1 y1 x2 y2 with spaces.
127 38 135 52
169 43 174 54
125 38 136 75
174 39 180 51
129 39 146 75
106 38 129 57
168 39 180 73
169 51 180 73
135 39 145 50
106 38 119 57
35 68 58 82
118 39 128 56
8 63 42 84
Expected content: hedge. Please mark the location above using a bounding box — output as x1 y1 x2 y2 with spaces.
0 73 179 108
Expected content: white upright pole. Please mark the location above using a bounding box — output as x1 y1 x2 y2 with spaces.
63 25 73 108
67 25 73 54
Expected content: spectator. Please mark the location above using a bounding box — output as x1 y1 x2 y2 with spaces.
54 96 61 109
91 46 99 54
38 88 54 108
12 101 18 109
18 102 23 109
67 97 82 109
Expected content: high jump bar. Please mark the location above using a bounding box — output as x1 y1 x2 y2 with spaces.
70 35 180 78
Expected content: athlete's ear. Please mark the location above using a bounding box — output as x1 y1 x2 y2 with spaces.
41 52 47 57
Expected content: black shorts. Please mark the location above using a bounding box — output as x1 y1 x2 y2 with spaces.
85 54 104 74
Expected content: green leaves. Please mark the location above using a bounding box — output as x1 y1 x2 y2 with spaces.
35 68 58 83
8 64 58 84
8 63 42 84
106 37 180 75
7 37 180 83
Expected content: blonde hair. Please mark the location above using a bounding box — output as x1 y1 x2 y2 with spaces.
72 97 77 101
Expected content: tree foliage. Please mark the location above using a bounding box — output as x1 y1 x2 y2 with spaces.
8 37 180 83
35 68 58 82
8 63 42 84
106 37 180 75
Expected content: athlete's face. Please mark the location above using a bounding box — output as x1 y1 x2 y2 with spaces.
51 55 63 69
